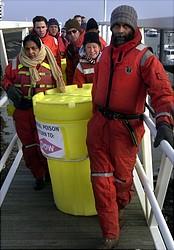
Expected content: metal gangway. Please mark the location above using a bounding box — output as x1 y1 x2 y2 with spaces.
0 20 174 250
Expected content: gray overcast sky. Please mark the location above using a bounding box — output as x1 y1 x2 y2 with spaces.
3 0 174 25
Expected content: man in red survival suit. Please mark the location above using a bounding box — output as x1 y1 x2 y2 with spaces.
64 18 85 84
32 16 61 68
86 5 174 249
48 18 68 58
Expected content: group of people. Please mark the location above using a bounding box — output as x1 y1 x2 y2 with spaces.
2 5 174 249
32 14 106 85
2 14 106 191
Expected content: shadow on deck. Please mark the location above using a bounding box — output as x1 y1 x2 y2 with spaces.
1 159 155 249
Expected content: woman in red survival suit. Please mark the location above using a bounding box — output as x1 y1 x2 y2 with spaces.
2 34 65 190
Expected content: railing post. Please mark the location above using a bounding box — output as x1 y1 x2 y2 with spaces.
141 108 154 220
0 29 8 74
22 27 29 40
98 23 111 45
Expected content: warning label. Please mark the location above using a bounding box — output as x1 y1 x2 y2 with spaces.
36 120 65 158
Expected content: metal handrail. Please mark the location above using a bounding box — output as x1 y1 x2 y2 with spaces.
135 157 174 250
0 142 22 206
144 114 174 164
0 95 23 207
0 94 8 107
134 114 174 250
0 133 18 172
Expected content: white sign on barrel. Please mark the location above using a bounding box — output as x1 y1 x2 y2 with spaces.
36 120 65 158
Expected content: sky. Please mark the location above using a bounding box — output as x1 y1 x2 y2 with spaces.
2 0 174 25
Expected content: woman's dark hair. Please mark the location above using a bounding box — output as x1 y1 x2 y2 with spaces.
23 34 42 49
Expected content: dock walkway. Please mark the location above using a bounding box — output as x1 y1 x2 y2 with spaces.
1 159 155 249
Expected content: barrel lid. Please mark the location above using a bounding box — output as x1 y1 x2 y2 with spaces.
39 94 91 105
33 84 92 106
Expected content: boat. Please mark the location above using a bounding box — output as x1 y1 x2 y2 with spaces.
146 28 158 37
164 45 174 64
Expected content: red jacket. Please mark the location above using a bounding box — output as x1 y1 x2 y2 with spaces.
99 36 107 50
73 58 97 87
49 32 69 58
55 33 69 58
65 30 85 84
92 29 174 125
41 33 61 67
2 57 57 97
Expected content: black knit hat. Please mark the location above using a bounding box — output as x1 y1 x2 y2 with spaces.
110 5 138 31
65 18 81 32
48 18 59 27
86 18 98 31
83 32 101 47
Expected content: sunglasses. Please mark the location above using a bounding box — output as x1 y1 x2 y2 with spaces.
67 29 78 35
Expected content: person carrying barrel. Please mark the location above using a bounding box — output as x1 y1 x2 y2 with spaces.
2 34 65 190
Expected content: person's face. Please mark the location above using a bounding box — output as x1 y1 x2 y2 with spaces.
81 17 86 23
111 23 134 46
34 21 47 38
48 25 59 37
67 28 80 43
75 17 82 25
61 29 66 38
85 43 100 59
24 40 40 59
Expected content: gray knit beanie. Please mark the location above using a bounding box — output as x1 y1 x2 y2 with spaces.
110 5 137 31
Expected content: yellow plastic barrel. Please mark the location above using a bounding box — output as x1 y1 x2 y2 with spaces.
33 84 96 215
48 157 96 216
33 84 92 160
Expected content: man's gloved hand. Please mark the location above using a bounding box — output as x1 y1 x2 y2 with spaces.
154 123 174 148
6 85 23 108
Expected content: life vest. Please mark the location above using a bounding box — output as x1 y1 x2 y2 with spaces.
12 58 56 99
77 58 95 83
93 43 151 114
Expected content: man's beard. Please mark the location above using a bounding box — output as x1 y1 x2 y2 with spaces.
111 32 134 46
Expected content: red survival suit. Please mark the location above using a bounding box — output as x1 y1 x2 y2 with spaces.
86 29 174 239
65 30 85 84
73 57 97 87
2 58 57 180
53 32 69 58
